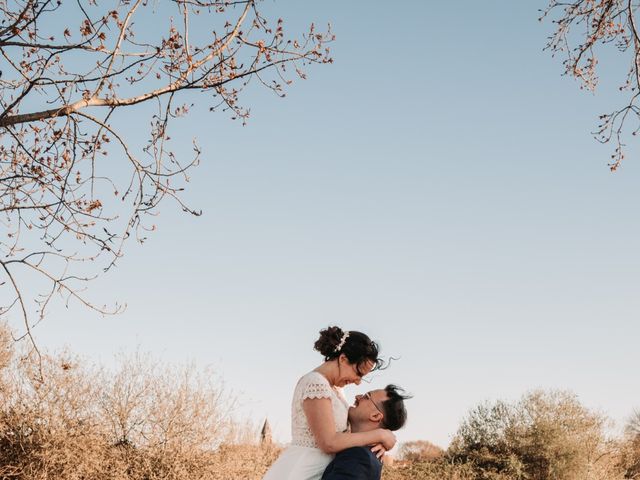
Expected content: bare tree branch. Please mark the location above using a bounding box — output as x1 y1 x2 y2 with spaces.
542 0 640 170
0 0 333 342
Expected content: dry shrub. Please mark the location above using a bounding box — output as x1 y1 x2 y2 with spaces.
448 390 625 480
3 323 634 480
0 324 12 371
619 410 640 479
383 458 475 480
0 324 277 480
399 440 445 462
209 443 282 479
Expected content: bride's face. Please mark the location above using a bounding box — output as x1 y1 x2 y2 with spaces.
337 356 375 387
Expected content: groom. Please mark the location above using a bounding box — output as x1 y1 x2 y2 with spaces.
321 384 411 480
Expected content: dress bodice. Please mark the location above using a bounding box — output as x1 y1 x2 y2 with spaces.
290 371 349 448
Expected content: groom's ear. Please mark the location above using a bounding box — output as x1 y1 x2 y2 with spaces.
370 411 383 424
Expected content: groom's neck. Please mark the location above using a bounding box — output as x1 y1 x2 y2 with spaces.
350 422 379 434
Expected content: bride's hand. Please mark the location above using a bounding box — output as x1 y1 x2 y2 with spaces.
377 428 396 450
370 442 387 459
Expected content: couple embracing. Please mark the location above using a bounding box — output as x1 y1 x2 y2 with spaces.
262 326 411 480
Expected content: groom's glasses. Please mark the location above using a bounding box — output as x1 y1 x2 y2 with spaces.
362 392 385 418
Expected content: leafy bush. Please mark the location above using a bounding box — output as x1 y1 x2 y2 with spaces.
447 390 623 480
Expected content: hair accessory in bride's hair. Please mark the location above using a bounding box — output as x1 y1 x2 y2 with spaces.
334 331 350 353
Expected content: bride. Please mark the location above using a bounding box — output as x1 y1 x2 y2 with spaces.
262 326 396 480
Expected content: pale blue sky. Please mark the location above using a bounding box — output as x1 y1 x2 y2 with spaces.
19 1 640 447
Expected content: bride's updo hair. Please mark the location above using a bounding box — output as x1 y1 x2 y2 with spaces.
314 326 385 374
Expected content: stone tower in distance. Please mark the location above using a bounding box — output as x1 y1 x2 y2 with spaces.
260 418 273 445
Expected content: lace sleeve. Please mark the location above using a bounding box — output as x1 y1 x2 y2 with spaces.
300 374 333 401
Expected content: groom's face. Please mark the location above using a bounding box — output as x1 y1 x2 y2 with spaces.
349 389 388 427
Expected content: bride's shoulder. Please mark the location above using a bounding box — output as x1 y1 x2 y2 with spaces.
294 370 332 391
294 371 334 400
296 370 329 385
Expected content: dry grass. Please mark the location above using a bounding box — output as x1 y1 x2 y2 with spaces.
1 324 638 480
0 324 280 480
382 459 475 480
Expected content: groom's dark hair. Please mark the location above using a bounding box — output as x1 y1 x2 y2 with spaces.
380 384 411 431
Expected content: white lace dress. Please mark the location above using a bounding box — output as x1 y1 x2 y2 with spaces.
262 371 349 480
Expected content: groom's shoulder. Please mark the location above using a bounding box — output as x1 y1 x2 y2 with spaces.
323 447 382 480
335 446 380 467
337 446 374 459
